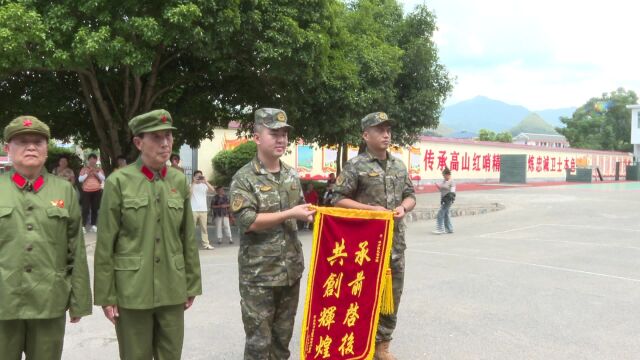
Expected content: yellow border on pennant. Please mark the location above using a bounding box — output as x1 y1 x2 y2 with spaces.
300 206 394 360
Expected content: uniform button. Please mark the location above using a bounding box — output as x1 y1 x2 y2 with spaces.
156 196 160 202
157 217 161 223
155 257 160 263
155 237 160 243
25 266 32 273
27 206 33 211
26 245 33 252
26 224 33 231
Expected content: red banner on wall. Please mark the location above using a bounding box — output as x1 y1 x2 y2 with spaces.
300 207 394 360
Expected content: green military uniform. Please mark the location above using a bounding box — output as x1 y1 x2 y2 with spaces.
332 112 416 344
230 108 305 360
94 110 202 360
0 116 92 360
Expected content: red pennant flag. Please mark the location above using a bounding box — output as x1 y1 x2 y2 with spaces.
301 207 394 360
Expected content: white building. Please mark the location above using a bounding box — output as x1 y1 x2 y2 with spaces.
512 133 570 148
626 105 640 162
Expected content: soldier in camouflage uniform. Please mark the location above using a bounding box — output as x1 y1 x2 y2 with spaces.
332 112 416 360
230 108 316 360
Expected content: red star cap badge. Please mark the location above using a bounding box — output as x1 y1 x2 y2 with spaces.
23 119 33 127
161 115 168 123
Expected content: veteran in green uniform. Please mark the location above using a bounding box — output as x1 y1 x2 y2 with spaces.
230 108 316 360
94 110 202 360
0 116 92 360
332 112 416 360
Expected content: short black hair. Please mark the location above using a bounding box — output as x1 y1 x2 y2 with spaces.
117 155 127 161
442 168 451 176
193 170 203 176
88 153 98 160
170 154 180 161
58 154 70 161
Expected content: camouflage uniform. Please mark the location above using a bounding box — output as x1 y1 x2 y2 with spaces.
230 108 305 360
332 112 416 343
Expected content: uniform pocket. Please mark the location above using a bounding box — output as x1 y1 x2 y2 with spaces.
45 207 70 244
167 198 183 210
114 256 142 304
0 207 13 242
240 243 285 283
46 207 69 218
114 256 141 270
173 254 185 270
122 198 149 233
0 207 14 218
123 197 149 210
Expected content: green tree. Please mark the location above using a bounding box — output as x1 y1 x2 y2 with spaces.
557 88 637 151
211 141 256 187
278 1 452 173
494 131 513 143
478 129 496 141
478 129 511 143
0 0 333 172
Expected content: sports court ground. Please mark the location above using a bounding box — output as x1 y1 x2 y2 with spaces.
67 181 640 359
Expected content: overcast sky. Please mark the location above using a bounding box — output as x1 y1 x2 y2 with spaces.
399 0 640 110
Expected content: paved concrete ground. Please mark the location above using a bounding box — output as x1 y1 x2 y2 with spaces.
64 182 640 359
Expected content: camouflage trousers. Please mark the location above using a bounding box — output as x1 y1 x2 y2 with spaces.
239 279 301 360
376 248 406 343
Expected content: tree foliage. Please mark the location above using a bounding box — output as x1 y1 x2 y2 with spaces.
478 129 512 143
0 0 451 174
557 88 637 151
211 140 256 187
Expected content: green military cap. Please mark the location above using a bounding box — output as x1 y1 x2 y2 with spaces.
361 111 393 131
3 115 50 142
254 108 293 130
128 109 177 135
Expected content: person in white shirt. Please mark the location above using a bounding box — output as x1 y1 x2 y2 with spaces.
190 170 215 249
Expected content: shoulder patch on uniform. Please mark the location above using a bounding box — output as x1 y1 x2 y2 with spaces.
291 182 298 190
368 171 379 177
336 175 345 186
231 195 244 212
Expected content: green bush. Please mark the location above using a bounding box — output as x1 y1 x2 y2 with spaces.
211 141 257 186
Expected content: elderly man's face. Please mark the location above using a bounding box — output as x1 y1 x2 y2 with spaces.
5 134 48 170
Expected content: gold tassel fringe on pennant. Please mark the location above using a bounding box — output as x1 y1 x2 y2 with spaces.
380 268 394 315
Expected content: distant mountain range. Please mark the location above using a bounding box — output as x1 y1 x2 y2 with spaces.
438 96 576 135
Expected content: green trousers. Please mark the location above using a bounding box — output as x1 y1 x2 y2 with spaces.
0 316 66 360
115 304 185 360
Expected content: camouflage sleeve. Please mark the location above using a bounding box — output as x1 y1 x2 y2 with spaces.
230 176 258 233
402 167 416 201
331 160 358 205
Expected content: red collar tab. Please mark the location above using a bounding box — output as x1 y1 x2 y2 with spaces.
12 172 45 192
141 165 167 181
